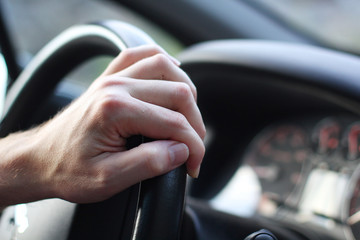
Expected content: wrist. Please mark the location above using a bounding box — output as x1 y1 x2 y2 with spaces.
0 126 54 206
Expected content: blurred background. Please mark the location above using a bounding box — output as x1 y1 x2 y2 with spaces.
257 0 360 54
1 0 183 86
2 0 360 57
1 0 360 85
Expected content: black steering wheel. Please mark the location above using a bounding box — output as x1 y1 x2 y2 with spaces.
0 21 186 240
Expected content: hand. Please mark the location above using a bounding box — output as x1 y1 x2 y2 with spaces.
0 45 205 206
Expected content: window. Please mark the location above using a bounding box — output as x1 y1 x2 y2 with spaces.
1 0 183 86
253 0 360 54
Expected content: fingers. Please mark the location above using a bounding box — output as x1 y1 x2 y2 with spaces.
97 140 189 191
94 45 205 177
95 93 205 178
101 45 180 77
121 101 204 178
100 78 205 141
98 45 197 100
116 53 197 100
130 80 205 140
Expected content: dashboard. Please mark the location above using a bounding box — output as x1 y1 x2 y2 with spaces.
179 39 360 239
211 115 360 240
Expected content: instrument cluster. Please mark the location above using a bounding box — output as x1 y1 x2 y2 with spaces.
212 116 360 239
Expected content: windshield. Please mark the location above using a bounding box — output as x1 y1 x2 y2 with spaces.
254 0 360 55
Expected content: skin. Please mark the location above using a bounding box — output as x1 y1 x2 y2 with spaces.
0 45 206 208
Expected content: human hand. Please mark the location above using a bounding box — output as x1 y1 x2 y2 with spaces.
0 45 205 205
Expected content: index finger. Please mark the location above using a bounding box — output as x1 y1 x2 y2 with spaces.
114 53 197 101
101 45 181 77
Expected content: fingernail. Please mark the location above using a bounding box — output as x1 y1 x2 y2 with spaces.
188 166 200 179
168 143 189 166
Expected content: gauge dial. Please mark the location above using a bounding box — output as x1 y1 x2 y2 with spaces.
244 125 309 208
312 118 341 155
344 122 360 161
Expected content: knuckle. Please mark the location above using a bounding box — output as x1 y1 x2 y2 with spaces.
174 82 193 102
98 96 121 116
94 164 123 195
96 167 112 189
119 48 136 62
152 53 172 70
147 44 163 54
191 84 198 101
144 147 168 175
168 112 188 129
198 124 207 141
97 166 115 188
96 93 132 119
176 73 198 101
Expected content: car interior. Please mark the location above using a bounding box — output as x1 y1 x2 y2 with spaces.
0 0 360 239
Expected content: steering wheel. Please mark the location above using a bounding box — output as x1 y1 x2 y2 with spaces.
0 21 186 240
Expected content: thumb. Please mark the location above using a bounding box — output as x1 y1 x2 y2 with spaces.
99 140 189 191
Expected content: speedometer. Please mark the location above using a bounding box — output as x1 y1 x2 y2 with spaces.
243 125 309 211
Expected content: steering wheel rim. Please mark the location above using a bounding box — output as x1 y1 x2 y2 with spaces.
0 21 186 240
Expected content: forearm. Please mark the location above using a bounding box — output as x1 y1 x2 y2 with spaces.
0 127 51 208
